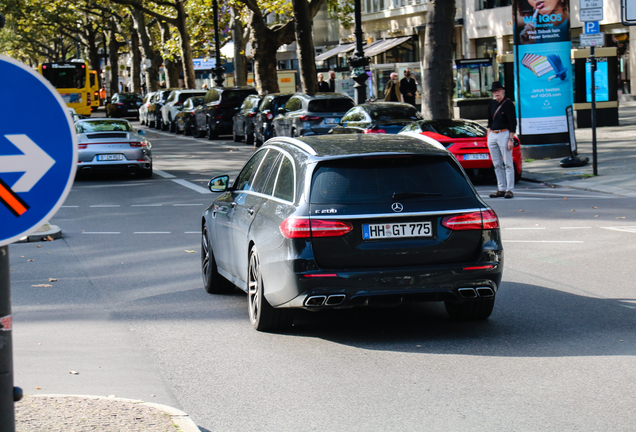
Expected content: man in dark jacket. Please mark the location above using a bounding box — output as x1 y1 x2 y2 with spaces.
399 69 418 107
486 81 518 199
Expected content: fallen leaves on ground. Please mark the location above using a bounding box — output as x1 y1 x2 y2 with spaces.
184 250 196 253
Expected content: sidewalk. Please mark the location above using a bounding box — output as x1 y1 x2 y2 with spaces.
487 100 636 197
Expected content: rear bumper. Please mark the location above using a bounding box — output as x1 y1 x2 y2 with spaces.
265 255 503 309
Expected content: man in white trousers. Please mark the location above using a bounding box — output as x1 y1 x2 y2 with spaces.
486 81 517 199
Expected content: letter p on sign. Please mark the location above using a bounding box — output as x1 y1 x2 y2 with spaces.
585 21 600 34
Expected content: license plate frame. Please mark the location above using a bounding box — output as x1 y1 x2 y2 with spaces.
324 117 340 124
97 154 124 161
464 154 490 161
362 221 433 240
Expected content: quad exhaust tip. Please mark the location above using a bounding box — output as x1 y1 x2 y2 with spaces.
305 294 346 307
458 287 494 299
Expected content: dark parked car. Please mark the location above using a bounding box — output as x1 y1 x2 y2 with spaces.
105 93 143 119
272 93 355 138
253 93 293 146
193 86 258 140
232 94 263 144
174 96 205 136
329 102 422 134
148 89 178 129
201 134 503 332
399 119 523 183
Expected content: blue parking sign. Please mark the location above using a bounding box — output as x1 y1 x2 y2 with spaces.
584 21 600 34
0 55 77 246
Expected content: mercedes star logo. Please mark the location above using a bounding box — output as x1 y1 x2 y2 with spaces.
391 202 404 212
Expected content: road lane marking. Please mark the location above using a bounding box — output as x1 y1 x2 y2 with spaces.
560 227 592 229
134 231 171 234
503 240 584 243
154 169 176 179
505 227 546 230
61 205 79 208
171 179 210 194
185 231 200 234
90 205 120 208
600 226 636 233
82 232 121 234
132 204 163 207
173 203 204 206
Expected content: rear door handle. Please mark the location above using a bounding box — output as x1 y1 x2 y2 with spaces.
231 202 237 208
248 208 255 216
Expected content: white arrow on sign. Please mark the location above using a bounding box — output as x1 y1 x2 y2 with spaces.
1 134 56 192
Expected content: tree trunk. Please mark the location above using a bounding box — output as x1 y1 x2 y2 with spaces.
293 0 318 95
160 22 181 88
108 20 120 96
421 0 456 119
231 7 248 87
175 0 196 89
129 19 142 94
130 9 161 92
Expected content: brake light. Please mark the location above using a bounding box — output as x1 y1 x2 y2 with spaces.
299 115 320 122
129 142 147 147
116 102 125 106
363 128 386 134
266 112 274 121
249 112 257 118
280 218 353 238
441 210 499 231
78 144 87 149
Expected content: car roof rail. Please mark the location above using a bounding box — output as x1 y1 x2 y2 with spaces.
268 137 317 156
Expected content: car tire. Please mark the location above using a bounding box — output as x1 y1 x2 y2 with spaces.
161 117 169 131
201 226 233 294
148 115 155 128
245 128 254 145
185 119 193 136
192 120 201 138
169 117 176 133
207 121 218 140
247 247 294 332
254 132 262 147
444 297 495 321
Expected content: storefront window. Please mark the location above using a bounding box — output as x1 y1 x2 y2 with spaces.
476 0 511 10
454 59 493 99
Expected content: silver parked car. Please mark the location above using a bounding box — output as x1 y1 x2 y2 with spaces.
75 119 153 178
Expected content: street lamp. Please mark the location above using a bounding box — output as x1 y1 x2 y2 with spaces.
347 0 369 104
212 0 225 87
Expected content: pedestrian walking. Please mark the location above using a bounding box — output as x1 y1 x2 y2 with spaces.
384 72 401 102
317 73 331 92
487 81 517 199
400 69 417 107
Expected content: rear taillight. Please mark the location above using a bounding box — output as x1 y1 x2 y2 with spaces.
266 112 274 121
441 210 499 231
129 142 147 147
363 128 386 134
299 115 320 122
249 112 257 118
78 144 87 149
116 102 125 106
280 218 353 239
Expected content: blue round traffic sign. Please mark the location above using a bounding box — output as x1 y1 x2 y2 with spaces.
0 55 77 246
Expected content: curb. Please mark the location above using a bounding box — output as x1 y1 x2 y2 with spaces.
17 224 63 243
20 394 201 432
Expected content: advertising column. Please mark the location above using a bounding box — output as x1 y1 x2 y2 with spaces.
513 0 572 158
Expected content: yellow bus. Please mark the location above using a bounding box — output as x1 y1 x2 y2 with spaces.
38 60 93 116
89 70 100 111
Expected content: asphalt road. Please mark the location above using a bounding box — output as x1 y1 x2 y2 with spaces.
9 117 636 431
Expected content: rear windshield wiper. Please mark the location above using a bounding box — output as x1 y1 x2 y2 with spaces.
392 192 442 200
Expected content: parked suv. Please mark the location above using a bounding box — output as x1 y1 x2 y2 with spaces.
201 134 503 332
193 86 258 140
272 93 355 138
105 93 143 119
148 88 178 129
160 89 207 132
232 94 262 144
253 93 293 146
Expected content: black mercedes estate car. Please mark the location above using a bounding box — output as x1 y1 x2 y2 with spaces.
201 135 503 332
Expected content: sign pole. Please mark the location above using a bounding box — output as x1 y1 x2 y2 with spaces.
590 46 598 176
0 246 18 432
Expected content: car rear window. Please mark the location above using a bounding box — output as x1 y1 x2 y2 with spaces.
367 105 421 121
308 99 355 113
119 94 142 102
75 120 132 133
422 121 486 138
179 92 205 102
310 156 473 204
221 90 257 104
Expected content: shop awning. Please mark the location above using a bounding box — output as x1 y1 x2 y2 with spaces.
364 36 412 58
315 43 356 61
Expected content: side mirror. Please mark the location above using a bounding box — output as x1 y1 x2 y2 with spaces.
137 130 146 136
208 175 230 192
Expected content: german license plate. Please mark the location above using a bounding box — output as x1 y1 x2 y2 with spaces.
128 109 137 112
362 222 432 240
97 154 124 161
324 118 340 124
464 154 489 160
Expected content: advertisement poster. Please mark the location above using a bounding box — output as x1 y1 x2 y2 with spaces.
586 58 609 102
513 0 572 137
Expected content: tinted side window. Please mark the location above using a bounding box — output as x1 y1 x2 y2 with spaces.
263 157 282 196
167 93 177 103
308 98 355 113
204 89 218 103
310 156 473 204
401 122 422 133
260 96 273 111
234 150 267 191
285 98 302 112
252 150 282 194
273 156 295 202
